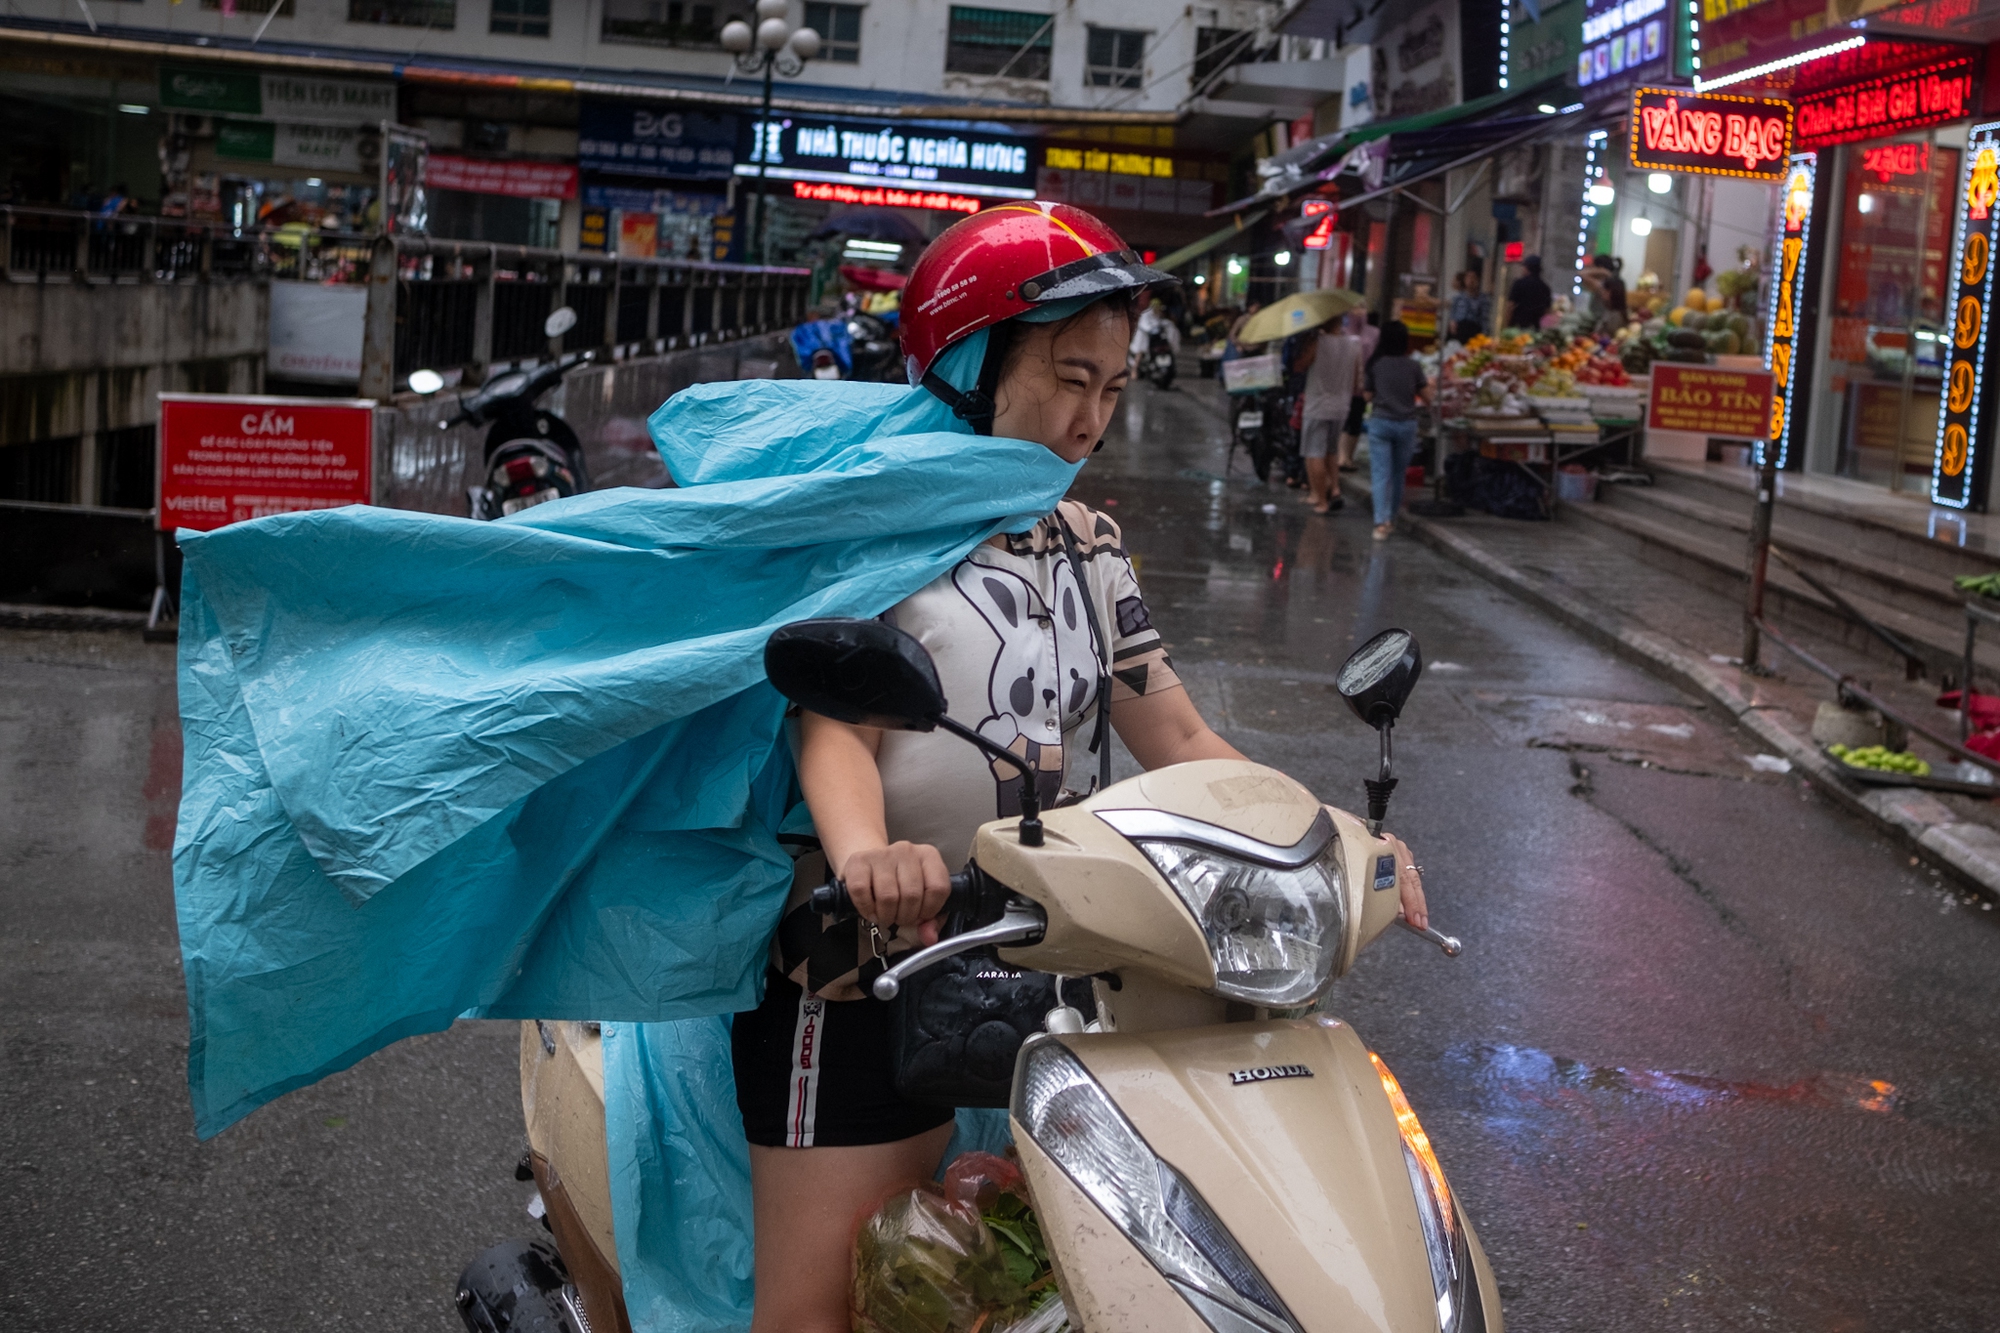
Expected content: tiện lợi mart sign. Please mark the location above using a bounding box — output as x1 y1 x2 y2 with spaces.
1793 52 1981 149
1628 87 1792 179
1933 123 2000 510
1763 153 1817 468
157 395 374 533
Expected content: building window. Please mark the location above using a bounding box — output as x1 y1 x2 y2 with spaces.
1192 26 1272 87
804 2 862 62
946 7 1053 80
491 0 550 36
349 1 456 25
201 0 295 13
602 0 730 47
1085 26 1144 88
0 437 79 505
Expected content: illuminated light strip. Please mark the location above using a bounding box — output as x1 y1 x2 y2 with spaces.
1932 122 2000 509
1693 35 1865 92
733 163 1036 199
1761 152 1816 469
1577 129 1608 296
1499 15 1510 90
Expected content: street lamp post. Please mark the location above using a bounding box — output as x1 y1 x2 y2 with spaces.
722 2 818 267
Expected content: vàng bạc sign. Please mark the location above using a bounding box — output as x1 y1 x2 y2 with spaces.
1628 87 1792 180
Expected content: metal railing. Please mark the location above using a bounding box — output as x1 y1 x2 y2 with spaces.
1 205 375 284
366 236 810 395
2 206 812 394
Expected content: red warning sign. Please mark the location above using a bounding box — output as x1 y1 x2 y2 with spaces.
156 394 374 532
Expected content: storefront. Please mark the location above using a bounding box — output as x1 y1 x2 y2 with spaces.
1695 0 2000 502
577 99 743 262
1782 48 1982 494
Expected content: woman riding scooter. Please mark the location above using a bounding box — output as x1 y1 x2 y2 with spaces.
732 203 1433 1329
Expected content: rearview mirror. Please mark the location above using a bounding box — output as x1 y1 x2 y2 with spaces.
1337 628 1423 730
544 305 578 339
764 619 947 732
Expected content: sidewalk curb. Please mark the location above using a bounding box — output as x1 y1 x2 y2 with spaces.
1391 505 2000 899
0 602 151 633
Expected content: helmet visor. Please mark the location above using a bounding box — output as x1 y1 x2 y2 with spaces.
1018 248 1179 304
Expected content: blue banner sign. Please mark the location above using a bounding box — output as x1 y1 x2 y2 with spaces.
580 100 739 181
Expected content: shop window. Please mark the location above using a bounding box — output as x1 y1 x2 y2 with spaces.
946 7 1053 80
602 0 733 46
804 2 862 62
348 0 456 26
97 425 156 512
0 437 79 505
1827 140 1959 488
1085 27 1144 89
201 0 295 14
491 0 550 36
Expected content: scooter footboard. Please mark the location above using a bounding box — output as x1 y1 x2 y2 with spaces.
1009 1019 1500 1332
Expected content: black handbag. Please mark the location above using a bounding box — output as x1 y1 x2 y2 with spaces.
889 515 1111 1108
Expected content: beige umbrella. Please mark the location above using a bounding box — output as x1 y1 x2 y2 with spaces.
1235 288 1366 346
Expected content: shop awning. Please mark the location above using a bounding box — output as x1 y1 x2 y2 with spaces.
1208 76 1570 216
1151 208 1272 272
1326 106 1586 216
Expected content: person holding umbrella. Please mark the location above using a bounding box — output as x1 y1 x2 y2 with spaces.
1231 289 1366 498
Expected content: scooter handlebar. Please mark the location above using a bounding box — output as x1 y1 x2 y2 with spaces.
812 869 978 919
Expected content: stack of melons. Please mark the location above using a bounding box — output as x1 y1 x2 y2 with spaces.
1665 288 1755 356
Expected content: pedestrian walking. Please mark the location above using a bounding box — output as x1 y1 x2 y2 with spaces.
1297 316 1363 513
1363 320 1427 541
1506 254 1552 331
1337 310 1379 473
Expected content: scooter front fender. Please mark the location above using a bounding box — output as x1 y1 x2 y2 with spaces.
1011 1019 1500 1333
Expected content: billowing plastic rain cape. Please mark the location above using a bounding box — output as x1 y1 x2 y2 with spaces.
173 328 1073 1328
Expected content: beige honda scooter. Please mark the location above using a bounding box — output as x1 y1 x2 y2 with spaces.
484 621 1498 1333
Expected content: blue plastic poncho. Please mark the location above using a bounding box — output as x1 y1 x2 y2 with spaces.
173 327 1076 1325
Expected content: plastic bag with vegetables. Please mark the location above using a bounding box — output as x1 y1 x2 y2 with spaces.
851 1153 1066 1333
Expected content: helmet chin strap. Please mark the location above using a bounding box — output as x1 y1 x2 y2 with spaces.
920 328 1012 436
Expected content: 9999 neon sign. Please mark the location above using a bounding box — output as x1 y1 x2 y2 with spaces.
1628 88 1793 180
1762 154 1816 468
1934 122 2000 509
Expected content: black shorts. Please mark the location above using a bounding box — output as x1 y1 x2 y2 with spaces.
1342 394 1367 435
731 969 956 1148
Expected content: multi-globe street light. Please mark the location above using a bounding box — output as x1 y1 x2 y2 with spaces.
722 1 819 266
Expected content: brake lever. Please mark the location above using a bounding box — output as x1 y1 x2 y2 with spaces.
1396 917 1463 957
870 901 1047 1000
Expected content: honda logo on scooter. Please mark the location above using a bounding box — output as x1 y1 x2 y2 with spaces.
1229 1064 1314 1085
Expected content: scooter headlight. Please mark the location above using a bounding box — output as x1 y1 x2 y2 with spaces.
1098 809 1345 1007
1014 1039 1302 1333
1373 1052 1473 1332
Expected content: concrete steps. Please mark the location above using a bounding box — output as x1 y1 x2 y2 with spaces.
1567 466 2000 687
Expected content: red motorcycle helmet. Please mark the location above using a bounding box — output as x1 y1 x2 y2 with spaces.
900 202 1176 405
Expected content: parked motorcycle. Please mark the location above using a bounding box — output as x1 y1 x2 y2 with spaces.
1142 331 1178 390
460 621 1496 1333
846 310 903 383
412 306 595 521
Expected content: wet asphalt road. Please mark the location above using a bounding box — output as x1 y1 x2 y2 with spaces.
4 369 2000 1331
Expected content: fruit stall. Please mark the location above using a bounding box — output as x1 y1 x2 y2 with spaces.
1430 329 1646 515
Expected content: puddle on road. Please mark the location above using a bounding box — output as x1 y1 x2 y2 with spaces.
1461 692 1778 780
1449 1042 1898 1117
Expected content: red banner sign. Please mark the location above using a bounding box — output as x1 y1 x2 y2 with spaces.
1628 88 1793 179
1792 54 1980 148
157 395 374 533
1648 364 1775 437
426 154 580 200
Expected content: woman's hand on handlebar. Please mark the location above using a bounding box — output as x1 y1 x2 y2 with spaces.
1383 833 1429 931
841 841 951 944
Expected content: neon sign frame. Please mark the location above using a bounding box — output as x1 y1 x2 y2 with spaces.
1791 53 1981 150
1933 121 2000 510
1627 86 1793 180
1762 152 1815 468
